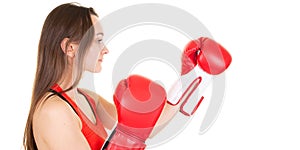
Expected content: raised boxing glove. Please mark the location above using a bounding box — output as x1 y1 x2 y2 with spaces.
102 75 167 150
182 37 232 75
169 37 232 116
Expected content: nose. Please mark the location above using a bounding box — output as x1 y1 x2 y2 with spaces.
101 46 109 54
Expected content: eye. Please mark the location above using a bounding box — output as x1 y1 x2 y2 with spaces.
97 39 103 44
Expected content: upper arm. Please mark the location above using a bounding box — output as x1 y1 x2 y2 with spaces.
33 96 91 150
81 89 117 130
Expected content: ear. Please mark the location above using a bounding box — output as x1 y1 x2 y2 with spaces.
60 38 77 58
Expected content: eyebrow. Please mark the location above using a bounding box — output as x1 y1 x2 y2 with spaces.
96 32 104 36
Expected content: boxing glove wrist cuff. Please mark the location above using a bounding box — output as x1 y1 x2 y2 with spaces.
102 126 146 150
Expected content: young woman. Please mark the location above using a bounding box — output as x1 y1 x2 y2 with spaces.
23 3 117 150
23 2 183 150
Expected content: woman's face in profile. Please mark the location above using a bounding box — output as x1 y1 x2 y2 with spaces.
83 15 109 73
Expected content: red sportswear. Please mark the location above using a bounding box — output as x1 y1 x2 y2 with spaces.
51 84 107 150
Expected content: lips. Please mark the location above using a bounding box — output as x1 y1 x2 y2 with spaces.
98 59 103 62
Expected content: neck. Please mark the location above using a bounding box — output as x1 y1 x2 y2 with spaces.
58 64 78 99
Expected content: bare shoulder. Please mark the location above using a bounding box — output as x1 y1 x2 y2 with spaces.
33 95 81 136
33 93 89 149
35 94 79 123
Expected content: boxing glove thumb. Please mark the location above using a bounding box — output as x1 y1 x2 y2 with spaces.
197 37 232 75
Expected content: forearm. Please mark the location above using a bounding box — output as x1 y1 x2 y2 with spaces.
149 102 179 138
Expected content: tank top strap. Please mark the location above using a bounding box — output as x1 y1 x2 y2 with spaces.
77 88 97 114
49 84 99 126
49 84 107 150
49 84 79 115
77 88 106 130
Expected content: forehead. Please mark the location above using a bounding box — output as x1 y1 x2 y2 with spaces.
91 15 103 34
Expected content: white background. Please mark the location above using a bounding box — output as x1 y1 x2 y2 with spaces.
1 0 299 149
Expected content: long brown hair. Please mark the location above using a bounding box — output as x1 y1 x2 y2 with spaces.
23 3 98 150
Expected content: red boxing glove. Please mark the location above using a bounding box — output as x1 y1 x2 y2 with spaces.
168 37 232 116
181 37 232 75
102 75 167 150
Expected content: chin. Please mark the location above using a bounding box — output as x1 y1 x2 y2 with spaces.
94 67 102 73
94 69 101 73
86 66 101 73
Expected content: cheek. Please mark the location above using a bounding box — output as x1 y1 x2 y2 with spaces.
84 45 101 70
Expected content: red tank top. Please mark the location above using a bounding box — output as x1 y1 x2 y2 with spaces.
51 84 107 150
